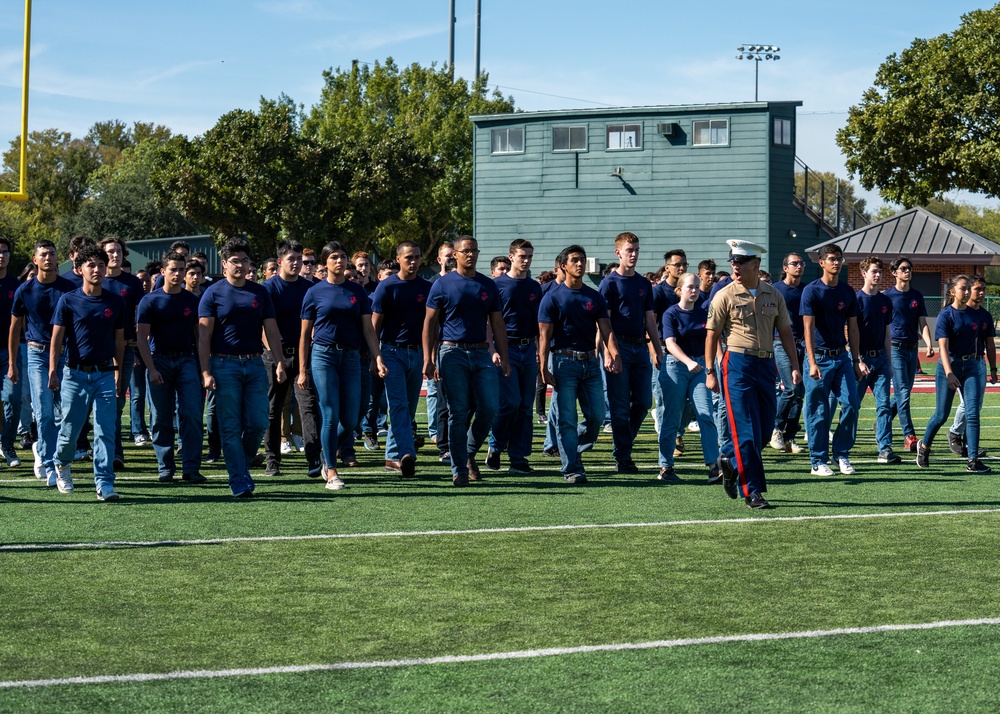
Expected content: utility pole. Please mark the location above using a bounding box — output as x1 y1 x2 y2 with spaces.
474 0 482 79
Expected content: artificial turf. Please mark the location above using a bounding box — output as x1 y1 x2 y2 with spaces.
1 391 999 711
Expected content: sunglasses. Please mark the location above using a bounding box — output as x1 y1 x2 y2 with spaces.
727 255 756 265
303 261 317 266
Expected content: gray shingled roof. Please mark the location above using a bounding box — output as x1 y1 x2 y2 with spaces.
805 207 1000 265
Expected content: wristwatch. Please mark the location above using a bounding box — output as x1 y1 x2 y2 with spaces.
705 368 716 376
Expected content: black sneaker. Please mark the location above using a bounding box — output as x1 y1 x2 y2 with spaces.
707 464 722 484
113 456 125 470
158 472 174 483
564 473 587 484
916 441 930 468
307 460 323 478
182 472 207 484
616 459 639 474
745 491 771 509
485 448 502 471
967 459 992 474
657 466 680 483
400 454 416 477
249 452 265 468
877 449 902 464
508 462 534 474
363 433 379 452
717 455 738 499
453 472 469 487
264 462 281 477
948 431 965 456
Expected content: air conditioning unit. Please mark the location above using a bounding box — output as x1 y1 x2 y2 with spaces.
586 257 600 274
657 122 676 137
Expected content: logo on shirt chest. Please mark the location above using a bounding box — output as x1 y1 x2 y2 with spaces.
584 301 594 311
183 307 192 317
529 292 537 302
881 305 888 314
480 291 489 302
7 290 12 300
972 322 979 331
910 300 919 309
837 302 845 311
120 288 128 298
350 296 358 305
639 289 646 298
417 293 426 303
251 299 260 309
103 308 113 318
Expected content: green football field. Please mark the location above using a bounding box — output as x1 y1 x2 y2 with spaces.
2 390 1000 712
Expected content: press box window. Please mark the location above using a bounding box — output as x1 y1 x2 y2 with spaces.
692 119 728 146
774 118 792 146
491 127 524 154
606 124 641 150
553 126 587 152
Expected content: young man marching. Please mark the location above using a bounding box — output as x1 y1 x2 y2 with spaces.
770 252 807 454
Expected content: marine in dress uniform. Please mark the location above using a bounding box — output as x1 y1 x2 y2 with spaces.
705 240 800 509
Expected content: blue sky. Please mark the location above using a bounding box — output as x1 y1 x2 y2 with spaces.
0 0 994 210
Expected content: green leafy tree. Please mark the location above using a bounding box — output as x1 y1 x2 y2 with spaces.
837 5 1000 206
794 169 870 234
303 58 515 255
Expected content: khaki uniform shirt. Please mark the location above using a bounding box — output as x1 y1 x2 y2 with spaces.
706 280 791 353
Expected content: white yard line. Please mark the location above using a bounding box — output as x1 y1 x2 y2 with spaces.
3 507 999 552
2 617 998 690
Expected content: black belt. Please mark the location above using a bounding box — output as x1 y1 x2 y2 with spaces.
153 351 194 359
952 353 978 362
814 347 845 357
618 335 647 346
212 352 262 359
69 361 116 373
381 342 420 351
554 349 596 360
508 337 533 346
441 341 489 350
892 341 917 349
315 343 359 352
862 349 885 358
282 347 296 357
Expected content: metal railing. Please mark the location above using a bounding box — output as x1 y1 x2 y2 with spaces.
794 157 870 235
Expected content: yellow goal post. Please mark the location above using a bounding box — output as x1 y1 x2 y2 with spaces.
0 0 32 202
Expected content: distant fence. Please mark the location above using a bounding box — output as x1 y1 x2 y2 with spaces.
924 296 1000 327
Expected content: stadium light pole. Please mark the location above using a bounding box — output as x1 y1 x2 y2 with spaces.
474 0 482 79
736 44 780 102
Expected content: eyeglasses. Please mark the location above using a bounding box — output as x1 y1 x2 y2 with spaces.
455 249 481 255
226 257 249 266
822 256 844 263
786 260 805 267
0 250 10 256
669 262 687 269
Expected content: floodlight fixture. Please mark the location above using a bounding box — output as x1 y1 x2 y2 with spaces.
735 42 782 102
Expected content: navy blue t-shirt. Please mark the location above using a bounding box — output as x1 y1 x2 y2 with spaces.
774 280 805 341
53 289 125 365
300 279 371 349
60 269 83 289
695 290 712 309
371 274 431 346
198 279 276 355
540 280 561 295
663 304 709 358
855 290 893 354
426 271 502 344
11 275 76 344
971 305 996 356
800 279 858 351
136 289 201 355
708 275 733 303
494 273 542 340
0 272 20 345
103 270 145 342
538 282 608 352
599 271 653 340
883 286 927 342
652 281 680 338
262 275 313 349
936 305 982 358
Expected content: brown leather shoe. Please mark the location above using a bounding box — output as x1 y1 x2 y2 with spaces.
400 453 416 477
344 460 360 468
385 459 402 472
467 459 482 481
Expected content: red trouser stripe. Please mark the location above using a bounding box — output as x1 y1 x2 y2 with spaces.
721 351 750 498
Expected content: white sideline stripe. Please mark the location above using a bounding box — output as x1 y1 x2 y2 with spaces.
3 507 1000 552
2 617 999 690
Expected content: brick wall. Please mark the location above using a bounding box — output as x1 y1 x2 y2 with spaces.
842 263 979 294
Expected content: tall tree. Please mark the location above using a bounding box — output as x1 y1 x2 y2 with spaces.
303 58 514 254
793 169 870 234
837 5 1000 206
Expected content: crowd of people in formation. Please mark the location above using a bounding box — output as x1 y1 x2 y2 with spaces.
1 229 994 505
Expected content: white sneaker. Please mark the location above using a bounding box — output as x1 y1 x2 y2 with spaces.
32 442 43 479
828 431 834 444
280 440 296 455
325 475 346 490
74 449 89 462
133 434 150 447
46 469 58 488
56 465 73 494
786 439 804 454
769 429 786 451
687 420 700 433
810 463 834 477
652 409 661 435
837 457 856 475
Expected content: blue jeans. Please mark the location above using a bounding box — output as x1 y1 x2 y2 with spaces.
856 352 893 452
425 378 439 440
714 348 731 451
651 365 664 432
381 345 424 461
130 354 149 438
147 354 204 476
0 348 14 453
204 389 221 458
210 355 269 493
657 356 719 467
606 341 652 462
891 345 918 438
438 344 499 478
774 341 805 439
111 345 136 459
488 342 537 464
803 352 859 466
27 345 63 477
55 366 116 494
951 359 987 437
924 358 982 455
552 353 605 475
311 345 361 469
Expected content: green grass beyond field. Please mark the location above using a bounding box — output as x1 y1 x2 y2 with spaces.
2 391 1000 713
